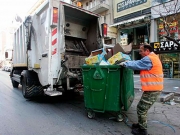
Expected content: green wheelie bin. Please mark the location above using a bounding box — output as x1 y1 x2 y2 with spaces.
81 65 134 121
121 67 135 111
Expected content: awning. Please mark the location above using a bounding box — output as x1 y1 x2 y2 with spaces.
110 15 146 27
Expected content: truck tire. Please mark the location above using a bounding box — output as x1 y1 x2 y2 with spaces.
12 79 19 88
22 76 32 99
11 70 20 88
21 71 44 99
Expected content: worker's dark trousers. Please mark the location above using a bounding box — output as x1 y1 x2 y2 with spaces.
137 91 161 129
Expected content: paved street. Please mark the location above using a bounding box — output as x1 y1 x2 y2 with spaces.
131 75 180 135
0 70 180 135
134 75 180 94
0 70 131 135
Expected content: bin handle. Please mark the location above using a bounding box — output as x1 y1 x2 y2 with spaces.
91 109 104 113
91 88 102 92
84 86 89 89
82 68 91 72
108 68 119 73
84 86 102 92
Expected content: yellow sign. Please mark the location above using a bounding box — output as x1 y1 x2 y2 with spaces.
153 42 160 49
159 21 178 29
159 24 163 29
169 21 178 27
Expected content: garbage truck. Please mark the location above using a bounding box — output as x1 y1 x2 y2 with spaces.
10 0 104 98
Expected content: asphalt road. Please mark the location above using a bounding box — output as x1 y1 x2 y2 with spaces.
0 70 132 135
1 70 180 135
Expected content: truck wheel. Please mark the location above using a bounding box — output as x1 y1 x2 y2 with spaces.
116 113 123 122
11 70 20 88
87 111 95 119
22 76 32 99
11 79 19 88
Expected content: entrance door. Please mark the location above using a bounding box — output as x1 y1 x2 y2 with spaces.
160 53 180 78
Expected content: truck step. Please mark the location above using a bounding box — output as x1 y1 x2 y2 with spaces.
44 91 62 96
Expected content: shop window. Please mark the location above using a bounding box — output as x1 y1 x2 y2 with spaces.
157 15 180 42
119 25 150 46
136 26 149 45
160 53 180 78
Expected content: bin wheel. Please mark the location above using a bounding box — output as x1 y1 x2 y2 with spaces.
116 114 123 122
87 111 95 119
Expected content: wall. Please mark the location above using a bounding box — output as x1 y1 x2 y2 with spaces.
76 0 114 25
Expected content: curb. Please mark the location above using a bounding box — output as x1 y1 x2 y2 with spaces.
134 87 180 98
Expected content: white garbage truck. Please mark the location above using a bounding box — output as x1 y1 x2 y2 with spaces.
10 0 104 98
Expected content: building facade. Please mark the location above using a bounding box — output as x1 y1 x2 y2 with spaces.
112 0 151 62
71 0 180 78
72 0 117 45
151 0 180 78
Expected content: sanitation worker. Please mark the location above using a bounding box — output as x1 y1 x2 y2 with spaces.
119 44 163 135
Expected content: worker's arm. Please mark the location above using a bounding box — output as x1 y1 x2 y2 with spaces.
123 56 152 70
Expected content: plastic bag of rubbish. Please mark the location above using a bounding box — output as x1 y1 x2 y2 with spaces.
170 100 176 105
165 100 176 105
85 48 107 65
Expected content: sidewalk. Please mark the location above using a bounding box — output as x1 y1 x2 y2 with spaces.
128 75 180 135
134 75 180 95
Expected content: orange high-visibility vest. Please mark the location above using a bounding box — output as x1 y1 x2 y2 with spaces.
140 52 163 91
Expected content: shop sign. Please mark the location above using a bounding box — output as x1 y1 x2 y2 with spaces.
150 41 180 53
117 0 147 12
107 27 117 38
159 21 178 35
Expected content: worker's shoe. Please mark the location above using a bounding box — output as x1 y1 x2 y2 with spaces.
131 128 147 135
131 123 140 129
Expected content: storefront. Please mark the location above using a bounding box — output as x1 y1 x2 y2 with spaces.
151 41 180 78
112 0 151 61
150 0 180 78
156 17 180 78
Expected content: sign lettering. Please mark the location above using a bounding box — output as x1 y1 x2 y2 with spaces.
150 41 180 53
117 0 147 12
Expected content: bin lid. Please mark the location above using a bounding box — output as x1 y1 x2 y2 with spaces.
82 65 121 69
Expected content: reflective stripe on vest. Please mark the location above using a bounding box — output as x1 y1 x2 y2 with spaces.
141 82 163 86
140 53 163 91
140 74 163 78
